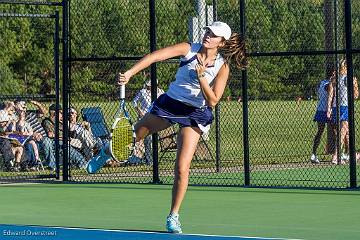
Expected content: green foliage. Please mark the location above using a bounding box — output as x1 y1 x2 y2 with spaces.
0 4 55 95
1 0 359 100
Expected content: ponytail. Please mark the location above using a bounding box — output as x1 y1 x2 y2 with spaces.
219 33 248 69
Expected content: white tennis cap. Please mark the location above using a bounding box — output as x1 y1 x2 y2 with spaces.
204 21 232 40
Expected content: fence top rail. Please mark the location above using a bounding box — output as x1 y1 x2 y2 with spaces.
0 0 62 6
0 12 56 18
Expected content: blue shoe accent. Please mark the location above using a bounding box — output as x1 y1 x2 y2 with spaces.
86 148 110 174
166 214 182 234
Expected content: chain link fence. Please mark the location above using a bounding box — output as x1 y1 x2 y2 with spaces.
1 0 359 189
0 0 62 182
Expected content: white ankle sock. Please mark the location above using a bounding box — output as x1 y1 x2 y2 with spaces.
169 212 179 218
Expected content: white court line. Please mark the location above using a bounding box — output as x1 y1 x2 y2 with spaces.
0 224 303 240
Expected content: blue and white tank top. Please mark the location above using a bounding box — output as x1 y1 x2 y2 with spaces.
332 75 348 107
166 42 225 108
316 79 329 112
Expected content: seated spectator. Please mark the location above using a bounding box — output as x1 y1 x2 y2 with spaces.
3 101 17 128
14 108 43 170
0 110 23 172
69 107 101 161
41 104 87 170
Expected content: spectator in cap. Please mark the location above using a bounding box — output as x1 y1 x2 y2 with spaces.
49 103 62 112
41 104 86 170
69 107 100 160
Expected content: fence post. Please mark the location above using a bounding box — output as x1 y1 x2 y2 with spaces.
149 0 160 184
212 0 217 21
324 0 335 79
62 0 69 181
54 10 60 179
210 0 221 173
344 0 356 188
239 0 250 186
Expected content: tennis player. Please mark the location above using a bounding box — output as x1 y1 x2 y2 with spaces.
117 21 247 233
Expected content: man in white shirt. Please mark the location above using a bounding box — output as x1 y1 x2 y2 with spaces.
131 78 164 164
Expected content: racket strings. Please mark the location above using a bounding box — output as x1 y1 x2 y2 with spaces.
112 118 133 161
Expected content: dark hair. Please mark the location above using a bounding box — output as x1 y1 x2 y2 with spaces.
219 33 248 69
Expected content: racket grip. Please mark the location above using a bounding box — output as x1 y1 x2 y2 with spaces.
120 84 125 99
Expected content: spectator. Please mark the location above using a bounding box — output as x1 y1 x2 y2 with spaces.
69 107 100 161
13 100 46 169
327 59 359 164
310 74 332 164
131 78 164 164
0 110 23 171
3 101 17 129
41 104 87 170
14 108 43 170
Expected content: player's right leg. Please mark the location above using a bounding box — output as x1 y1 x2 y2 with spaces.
87 113 171 174
134 113 172 142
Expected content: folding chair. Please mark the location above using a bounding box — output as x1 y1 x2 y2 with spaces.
81 107 110 143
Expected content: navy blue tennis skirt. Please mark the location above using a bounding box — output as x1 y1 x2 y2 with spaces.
150 94 213 133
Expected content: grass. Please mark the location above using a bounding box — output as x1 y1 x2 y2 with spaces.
66 99 360 162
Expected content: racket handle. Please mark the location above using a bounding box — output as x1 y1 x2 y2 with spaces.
120 84 125 99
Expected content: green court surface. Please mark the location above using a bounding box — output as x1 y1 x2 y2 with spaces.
0 183 359 240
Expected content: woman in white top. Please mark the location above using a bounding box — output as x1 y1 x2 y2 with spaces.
118 21 247 233
327 59 359 164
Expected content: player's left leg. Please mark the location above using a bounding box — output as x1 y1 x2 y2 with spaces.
166 126 201 233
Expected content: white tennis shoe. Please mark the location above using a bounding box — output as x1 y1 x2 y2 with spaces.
341 153 350 162
310 154 320 164
166 213 182 234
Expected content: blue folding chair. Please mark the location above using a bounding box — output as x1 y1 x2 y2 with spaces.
81 107 110 143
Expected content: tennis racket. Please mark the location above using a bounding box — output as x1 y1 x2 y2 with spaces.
87 84 135 174
109 84 136 162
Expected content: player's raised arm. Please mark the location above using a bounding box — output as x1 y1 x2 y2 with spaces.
117 42 191 85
